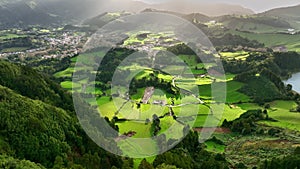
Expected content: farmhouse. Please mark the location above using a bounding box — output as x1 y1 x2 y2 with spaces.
153 100 167 106
142 87 155 104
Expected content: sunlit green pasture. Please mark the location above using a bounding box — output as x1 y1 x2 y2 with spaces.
198 80 251 103
259 100 300 131
220 51 249 60
117 121 152 138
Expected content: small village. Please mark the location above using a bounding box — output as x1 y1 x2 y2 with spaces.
0 28 86 62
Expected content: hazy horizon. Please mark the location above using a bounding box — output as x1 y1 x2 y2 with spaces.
137 0 300 12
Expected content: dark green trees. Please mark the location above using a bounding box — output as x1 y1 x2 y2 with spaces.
138 159 154 169
152 114 161 136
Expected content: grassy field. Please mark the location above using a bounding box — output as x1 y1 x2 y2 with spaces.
57 60 258 136
220 51 249 60
117 121 152 138
158 116 185 140
198 80 251 103
193 115 218 128
85 86 103 95
97 97 123 119
204 141 226 153
54 67 75 78
118 138 158 158
0 33 26 40
193 102 263 128
260 100 300 131
96 96 169 120
140 104 168 120
221 105 245 121
96 96 111 105
60 81 81 90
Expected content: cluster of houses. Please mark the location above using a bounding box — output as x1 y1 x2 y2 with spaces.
0 29 84 60
141 87 167 106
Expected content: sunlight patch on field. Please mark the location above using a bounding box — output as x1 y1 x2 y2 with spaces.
220 51 249 60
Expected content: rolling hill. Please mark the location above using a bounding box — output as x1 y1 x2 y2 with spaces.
260 4 300 29
262 4 300 20
215 15 292 33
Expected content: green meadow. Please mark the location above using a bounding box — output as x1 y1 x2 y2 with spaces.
0 33 26 40
230 30 300 52
260 100 300 131
198 80 251 103
220 51 249 60
204 141 226 153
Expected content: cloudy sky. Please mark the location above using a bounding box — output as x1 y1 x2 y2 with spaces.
137 0 300 12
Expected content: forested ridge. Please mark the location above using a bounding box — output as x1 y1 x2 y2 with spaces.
0 60 73 111
0 60 124 168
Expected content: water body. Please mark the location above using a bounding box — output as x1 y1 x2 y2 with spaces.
284 72 300 93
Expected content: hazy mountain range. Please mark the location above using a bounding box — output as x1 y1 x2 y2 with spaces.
0 0 252 28
0 0 299 29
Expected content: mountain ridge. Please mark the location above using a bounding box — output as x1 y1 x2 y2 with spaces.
0 0 255 29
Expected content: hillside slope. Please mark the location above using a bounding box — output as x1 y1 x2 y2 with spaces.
262 4 300 20
260 4 300 29
0 85 75 167
0 61 123 168
0 60 73 111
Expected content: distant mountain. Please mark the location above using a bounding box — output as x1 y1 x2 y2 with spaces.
0 0 255 29
0 0 110 29
150 1 255 16
0 1 59 28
